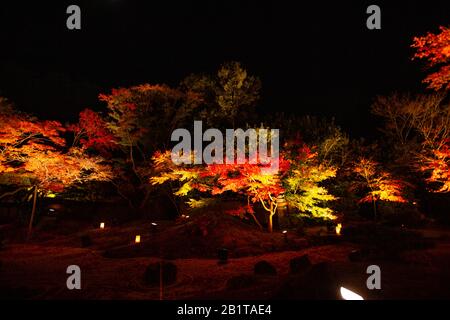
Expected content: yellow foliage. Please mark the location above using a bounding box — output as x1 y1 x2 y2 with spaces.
285 159 337 221
187 198 215 209
174 182 193 196
354 158 407 203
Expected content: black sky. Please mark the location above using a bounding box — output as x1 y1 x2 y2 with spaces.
0 1 449 137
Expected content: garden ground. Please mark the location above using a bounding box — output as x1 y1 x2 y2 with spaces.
1 214 450 300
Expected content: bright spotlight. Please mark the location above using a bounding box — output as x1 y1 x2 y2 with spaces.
340 287 364 300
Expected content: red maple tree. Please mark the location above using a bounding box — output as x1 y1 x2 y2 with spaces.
69 108 118 156
200 158 290 232
419 141 450 193
412 26 450 91
151 150 291 232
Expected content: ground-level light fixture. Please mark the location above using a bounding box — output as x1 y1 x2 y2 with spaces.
150 222 158 233
100 222 105 229
340 287 364 300
335 223 342 236
135 235 141 244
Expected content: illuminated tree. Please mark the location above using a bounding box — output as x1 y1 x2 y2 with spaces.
97 84 202 209
271 114 351 167
151 150 289 232
100 84 201 167
412 26 450 91
371 93 450 192
69 108 118 156
151 152 289 232
284 145 337 221
181 61 261 128
151 144 338 231
203 160 289 233
216 61 261 127
419 142 450 193
353 158 407 219
0 102 112 238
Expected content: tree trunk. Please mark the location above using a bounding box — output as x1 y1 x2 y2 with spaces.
268 213 274 233
27 186 38 241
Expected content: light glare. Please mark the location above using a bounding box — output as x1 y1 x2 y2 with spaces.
340 287 364 300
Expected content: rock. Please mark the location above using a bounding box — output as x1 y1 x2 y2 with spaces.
143 261 177 286
218 248 229 265
289 255 312 274
80 235 92 248
254 260 277 276
226 274 256 290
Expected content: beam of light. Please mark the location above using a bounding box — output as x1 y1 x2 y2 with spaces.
340 287 364 300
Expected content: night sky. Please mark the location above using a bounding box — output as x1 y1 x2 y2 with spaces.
0 1 449 137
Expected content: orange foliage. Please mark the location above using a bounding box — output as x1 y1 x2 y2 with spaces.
419 143 450 192
412 26 450 91
354 158 407 204
151 150 290 232
1 107 112 194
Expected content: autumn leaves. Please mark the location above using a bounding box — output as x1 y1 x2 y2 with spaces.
412 26 450 91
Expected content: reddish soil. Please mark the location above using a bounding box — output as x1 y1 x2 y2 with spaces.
1 216 450 300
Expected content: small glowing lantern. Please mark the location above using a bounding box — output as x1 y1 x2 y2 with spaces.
100 222 105 229
340 287 364 300
135 235 141 244
151 222 157 226
335 223 342 236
